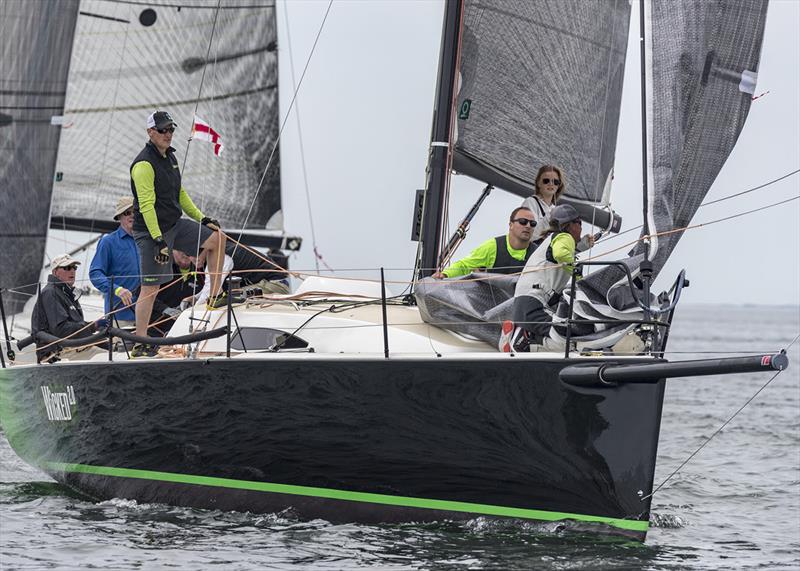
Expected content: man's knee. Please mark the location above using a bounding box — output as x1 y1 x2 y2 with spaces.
202 230 222 251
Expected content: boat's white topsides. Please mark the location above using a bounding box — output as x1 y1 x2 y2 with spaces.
8 276 654 366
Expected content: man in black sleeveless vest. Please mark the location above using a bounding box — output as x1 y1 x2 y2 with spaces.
129 110 225 357
432 207 537 279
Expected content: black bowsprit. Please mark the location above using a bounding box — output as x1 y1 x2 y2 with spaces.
560 352 789 387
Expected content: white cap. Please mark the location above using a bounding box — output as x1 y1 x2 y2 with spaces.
51 254 81 269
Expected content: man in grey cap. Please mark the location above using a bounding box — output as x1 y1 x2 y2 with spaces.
31 254 104 362
89 196 140 326
499 204 595 352
129 110 226 357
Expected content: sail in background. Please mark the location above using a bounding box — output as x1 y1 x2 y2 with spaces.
454 0 630 208
579 0 769 312
0 0 80 314
50 0 282 235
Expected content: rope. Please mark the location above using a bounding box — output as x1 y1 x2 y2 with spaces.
598 169 800 244
641 333 799 502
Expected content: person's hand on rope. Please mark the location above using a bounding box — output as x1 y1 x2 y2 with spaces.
201 216 221 231
154 238 170 265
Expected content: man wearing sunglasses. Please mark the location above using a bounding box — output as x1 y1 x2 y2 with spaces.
31 254 105 363
129 110 226 357
89 196 140 327
432 207 537 279
500 204 595 352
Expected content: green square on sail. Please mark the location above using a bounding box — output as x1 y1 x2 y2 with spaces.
459 99 472 120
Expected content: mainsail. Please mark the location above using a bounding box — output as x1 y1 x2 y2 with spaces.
454 0 630 228
0 0 80 314
50 0 282 236
416 0 631 344
574 0 769 335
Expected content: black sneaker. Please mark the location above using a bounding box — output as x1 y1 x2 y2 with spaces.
511 328 530 353
130 343 158 358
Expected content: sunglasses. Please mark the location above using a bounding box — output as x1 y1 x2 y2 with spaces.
61 265 79 271
512 218 536 227
540 177 561 186
156 126 175 134
120 210 133 217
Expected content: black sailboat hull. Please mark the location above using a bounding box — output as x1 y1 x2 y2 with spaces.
0 358 664 539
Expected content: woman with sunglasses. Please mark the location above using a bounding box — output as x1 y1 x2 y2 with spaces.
521 164 566 243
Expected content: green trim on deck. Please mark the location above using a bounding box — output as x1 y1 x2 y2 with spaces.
45 462 649 533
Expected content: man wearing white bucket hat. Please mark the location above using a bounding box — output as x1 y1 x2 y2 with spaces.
89 196 140 326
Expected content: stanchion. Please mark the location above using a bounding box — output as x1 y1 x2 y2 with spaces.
381 267 389 359
108 276 115 361
0 288 12 366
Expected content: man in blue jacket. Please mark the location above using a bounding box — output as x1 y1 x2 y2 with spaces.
89 196 140 326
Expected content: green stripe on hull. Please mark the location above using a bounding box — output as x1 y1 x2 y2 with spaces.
46 462 649 533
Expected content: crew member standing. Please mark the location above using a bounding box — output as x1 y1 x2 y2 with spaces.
129 110 225 357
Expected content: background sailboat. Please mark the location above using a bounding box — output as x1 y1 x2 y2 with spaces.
1 0 297 317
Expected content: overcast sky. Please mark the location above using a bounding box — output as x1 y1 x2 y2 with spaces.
277 0 799 306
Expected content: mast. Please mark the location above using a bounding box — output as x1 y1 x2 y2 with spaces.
638 0 650 262
638 0 653 323
416 0 463 279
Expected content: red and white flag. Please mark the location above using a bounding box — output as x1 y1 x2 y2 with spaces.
191 115 224 156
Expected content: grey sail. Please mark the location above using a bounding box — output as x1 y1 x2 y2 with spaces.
49 0 282 237
573 0 769 339
454 0 630 227
0 0 80 314
416 0 630 341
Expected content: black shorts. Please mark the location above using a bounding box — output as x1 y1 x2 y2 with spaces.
134 219 212 285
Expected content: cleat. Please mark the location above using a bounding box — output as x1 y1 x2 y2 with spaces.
499 320 514 352
207 291 245 309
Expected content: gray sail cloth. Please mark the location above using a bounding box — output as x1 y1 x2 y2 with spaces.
415 275 518 347
577 0 769 318
454 0 630 211
50 0 282 234
0 0 80 314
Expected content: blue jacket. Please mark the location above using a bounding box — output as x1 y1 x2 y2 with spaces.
89 226 140 321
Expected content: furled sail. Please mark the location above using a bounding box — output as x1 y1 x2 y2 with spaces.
454 0 630 229
50 0 282 237
572 0 769 344
0 0 80 314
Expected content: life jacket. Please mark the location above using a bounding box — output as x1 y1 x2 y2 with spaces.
521 195 554 242
130 141 183 234
491 235 536 274
514 231 576 303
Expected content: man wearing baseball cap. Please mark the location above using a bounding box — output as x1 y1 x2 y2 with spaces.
31 254 103 362
499 204 596 352
89 196 140 326
129 110 226 357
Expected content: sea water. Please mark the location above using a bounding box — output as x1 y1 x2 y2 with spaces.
2 304 798 569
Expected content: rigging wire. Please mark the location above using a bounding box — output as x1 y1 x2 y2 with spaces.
641 332 800 503
231 0 334 259
598 168 800 244
283 2 320 274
